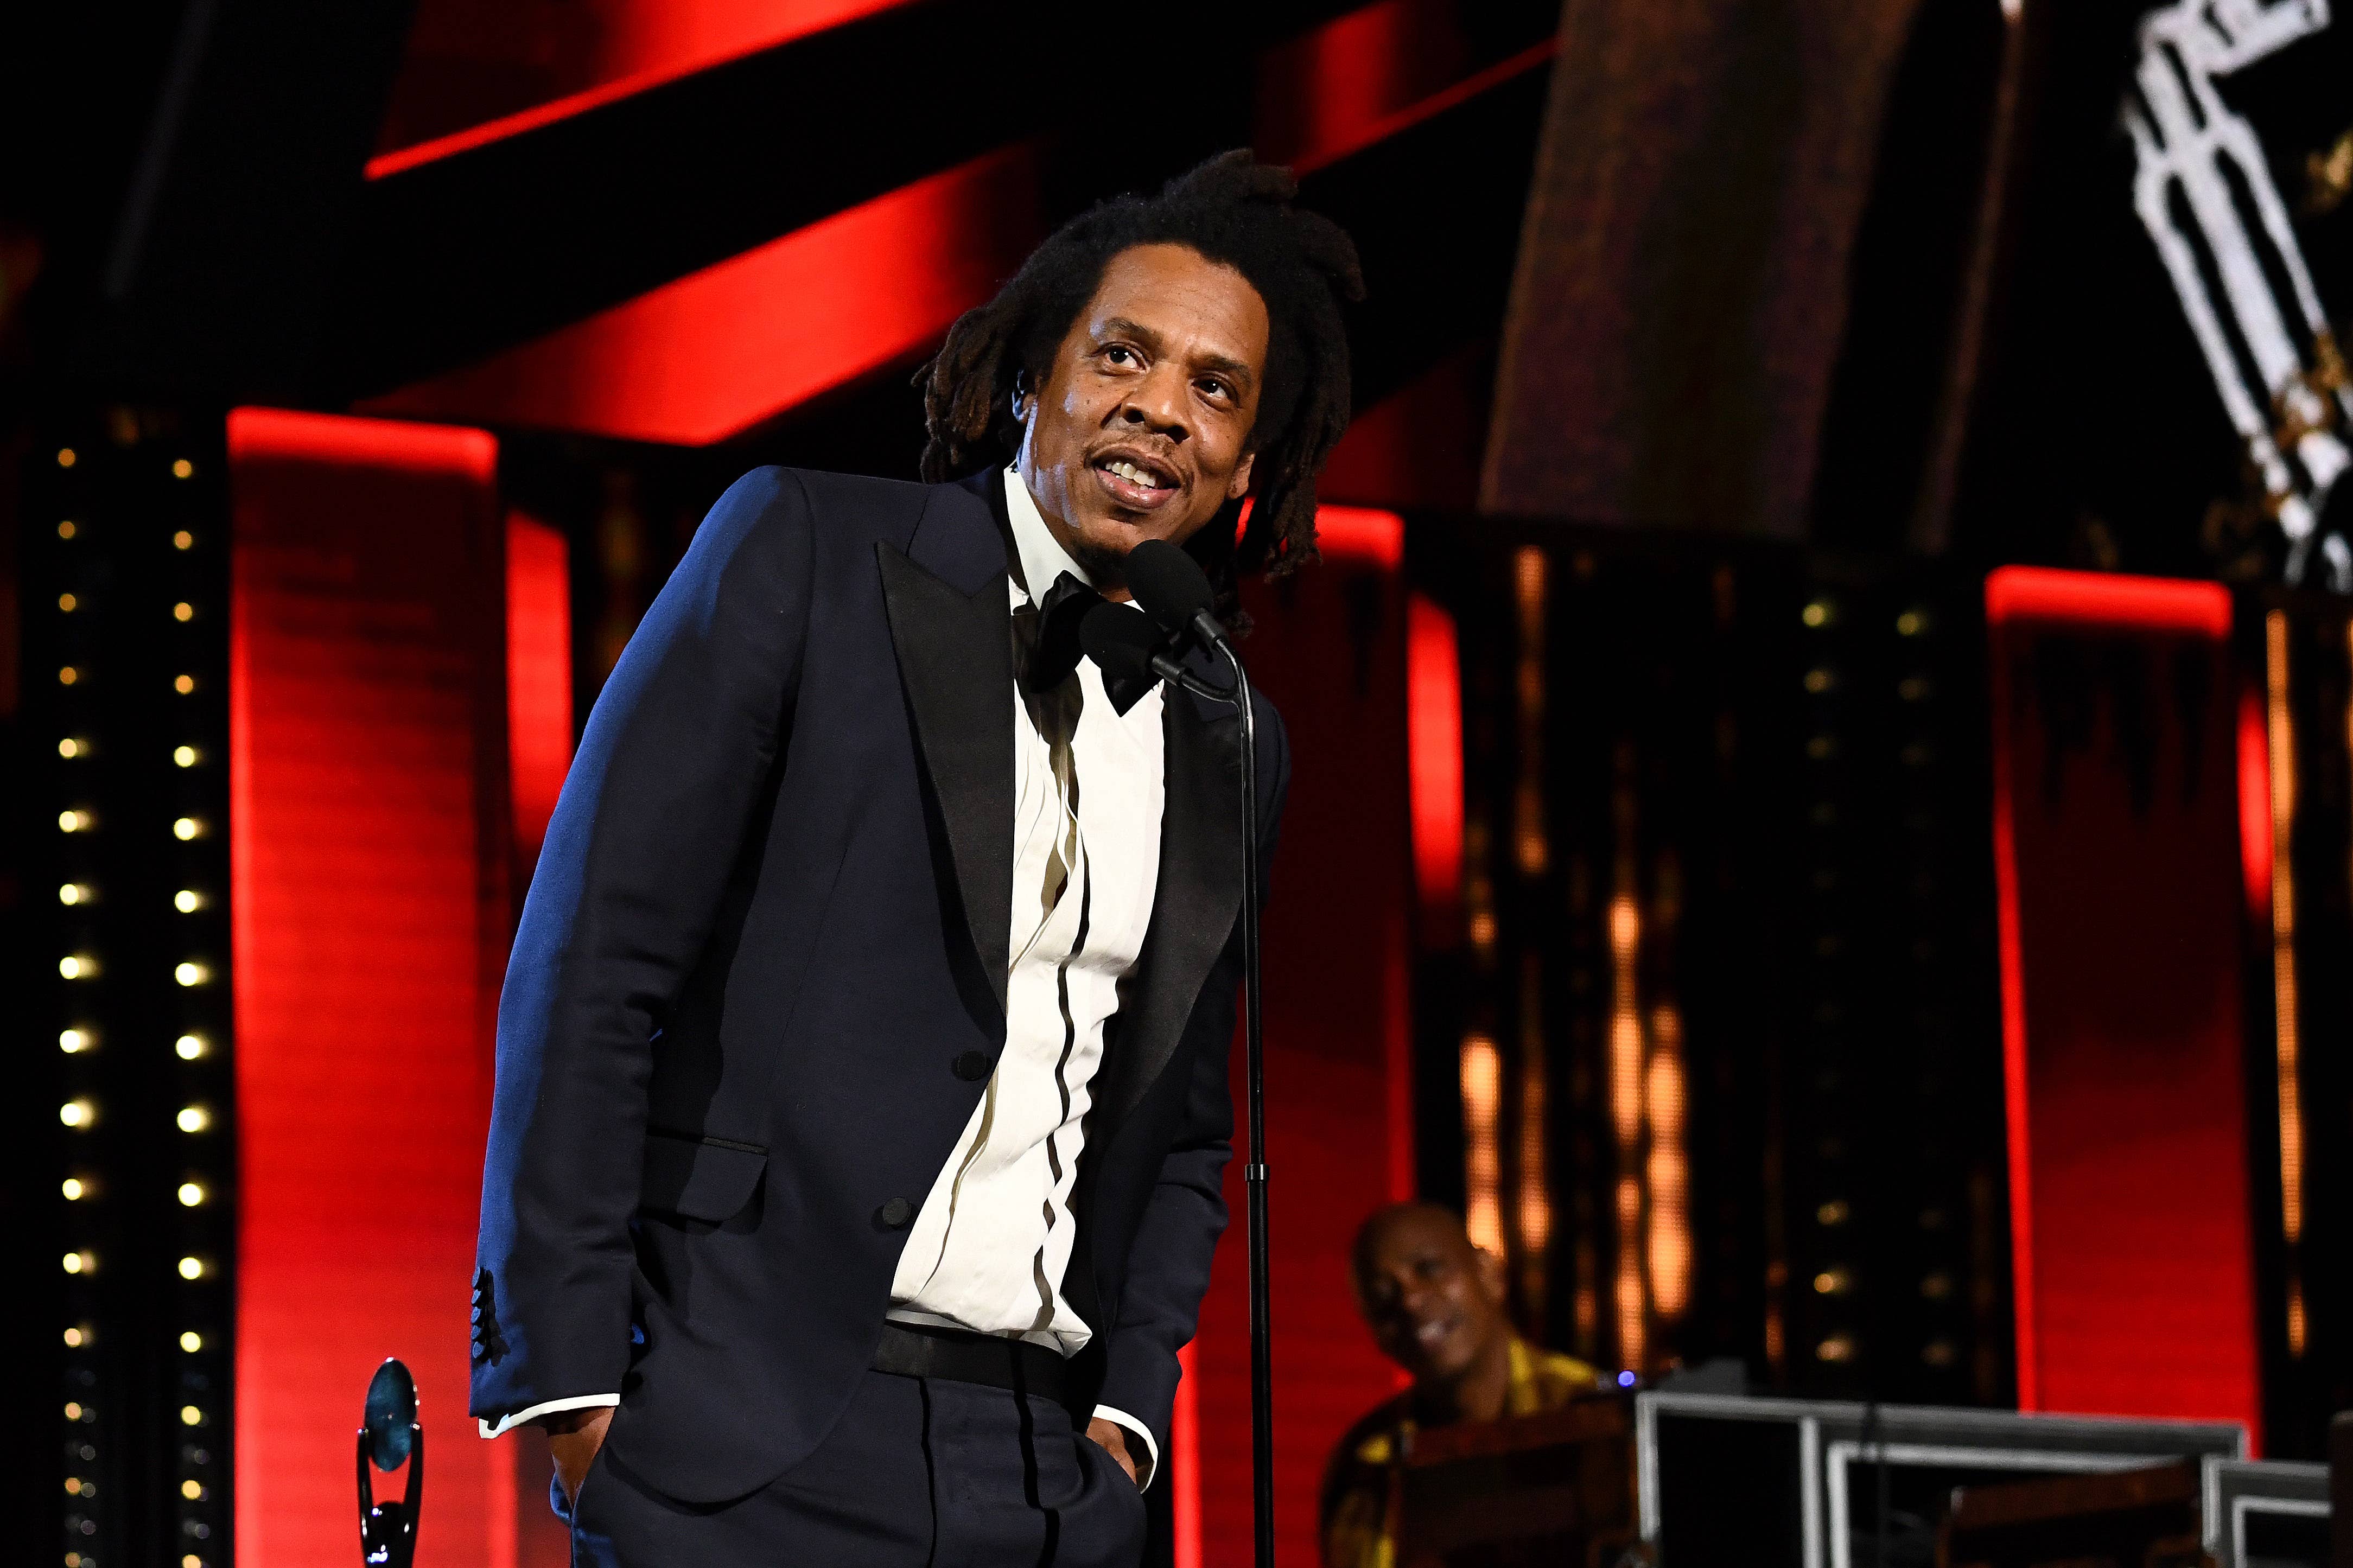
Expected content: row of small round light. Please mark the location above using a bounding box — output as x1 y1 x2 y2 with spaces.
54 443 105 1567
53 444 225 1568
166 473 225 1568
1798 593 1861 1371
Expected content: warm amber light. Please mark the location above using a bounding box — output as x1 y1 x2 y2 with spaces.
181 1405 202 1426
175 961 210 987
57 447 76 467
173 530 195 551
63 1251 92 1275
59 954 98 979
59 883 91 905
62 1177 87 1201
181 1478 202 1500
171 458 194 480
64 1327 87 1348
60 1028 91 1054
1817 1199 1852 1226
59 736 86 758
1896 608 1928 636
59 809 91 832
174 745 200 768
1460 1034 1503 1254
1802 600 1833 627
177 1255 206 1280
59 665 78 685
1817 1334 1857 1363
65 1402 85 1420
178 1182 207 1208
58 592 77 611
173 674 195 694
177 1105 211 1133
58 520 77 539
173 817 203 840
175 889 203 913
175 1034 208 1061
180 1331 203 1352
60 1099 95 1128
174 601 194 621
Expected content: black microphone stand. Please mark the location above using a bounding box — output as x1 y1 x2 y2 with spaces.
1212 633 1275 1568
1115 541 1276 1568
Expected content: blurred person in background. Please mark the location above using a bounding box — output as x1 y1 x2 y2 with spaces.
1320 1202 1602 1568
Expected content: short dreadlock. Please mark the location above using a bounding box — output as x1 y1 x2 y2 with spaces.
919 151 1365 601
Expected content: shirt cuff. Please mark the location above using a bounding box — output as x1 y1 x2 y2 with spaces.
478 1393 619 1440
1091 1404 1160 1491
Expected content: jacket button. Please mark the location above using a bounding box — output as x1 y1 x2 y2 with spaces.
878 1197 915 1229
952 1051 991 1082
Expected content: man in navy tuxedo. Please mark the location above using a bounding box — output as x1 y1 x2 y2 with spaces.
470 153 1363 1564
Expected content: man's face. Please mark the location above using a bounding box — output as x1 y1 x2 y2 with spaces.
1352 1209 1512 1386
1014 243 1268 592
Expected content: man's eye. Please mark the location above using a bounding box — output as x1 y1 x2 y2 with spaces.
1104 346 1135 365
1199 380 1229 400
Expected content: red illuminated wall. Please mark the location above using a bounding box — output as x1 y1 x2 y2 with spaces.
1986 566 2262 1445
373 0 911 171
230 409 523 1565
360 145 1045 445
1191 510 1419 1567
504 511 573 871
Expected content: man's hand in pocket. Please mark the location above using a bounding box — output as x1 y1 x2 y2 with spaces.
542 1406 615 1506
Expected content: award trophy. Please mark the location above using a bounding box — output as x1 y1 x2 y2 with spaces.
357 1357 423 1568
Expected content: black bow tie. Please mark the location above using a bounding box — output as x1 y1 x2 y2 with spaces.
1017 572 1161 715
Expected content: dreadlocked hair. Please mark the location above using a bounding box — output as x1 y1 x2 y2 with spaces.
918 150 1365 609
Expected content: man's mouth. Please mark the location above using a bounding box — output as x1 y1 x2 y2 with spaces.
1092 451 1180 511
1413 1316 1458 1349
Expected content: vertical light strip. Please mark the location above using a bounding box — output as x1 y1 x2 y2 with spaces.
1462 1035 1504 1253
1645 1001 1690 1320
1511 549 1549 1314
1608 754 1646 1369
1514 548 1548 877
1518 954 1550 1316
2266 611 2305 1355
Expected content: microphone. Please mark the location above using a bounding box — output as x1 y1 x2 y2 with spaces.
1123 539 1230 652
1079 599 1228 702
1122 540 1276 1568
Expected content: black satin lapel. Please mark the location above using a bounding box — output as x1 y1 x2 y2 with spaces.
1094 689 1244 1139
877 540 1015 1015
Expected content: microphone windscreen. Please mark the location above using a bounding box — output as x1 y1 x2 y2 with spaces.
1079 599 1159 681
1123 539 1215 633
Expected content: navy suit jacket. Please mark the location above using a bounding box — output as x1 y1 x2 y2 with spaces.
470 466 1288 1505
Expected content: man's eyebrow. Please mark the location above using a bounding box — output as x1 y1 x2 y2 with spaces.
1100 316 1166 353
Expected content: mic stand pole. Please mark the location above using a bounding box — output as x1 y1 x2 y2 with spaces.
1214 638 1275 1568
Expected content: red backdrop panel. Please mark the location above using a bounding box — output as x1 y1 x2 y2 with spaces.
1188 511 1417 1567
360 145 1044 445
505 511 574 872
1986 566 2261 1446
230 409 517 1565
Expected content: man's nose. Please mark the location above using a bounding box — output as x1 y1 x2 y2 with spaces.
1115 367 1190 441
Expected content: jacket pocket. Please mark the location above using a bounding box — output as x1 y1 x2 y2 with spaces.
638 1130 767 1224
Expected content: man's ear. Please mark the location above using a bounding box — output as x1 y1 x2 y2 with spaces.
1224 450 1256 502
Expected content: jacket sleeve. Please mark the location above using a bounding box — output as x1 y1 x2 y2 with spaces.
470 468 815 1422
1093 698 1292 1463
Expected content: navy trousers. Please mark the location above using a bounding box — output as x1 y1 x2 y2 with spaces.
561 1368 1148 1566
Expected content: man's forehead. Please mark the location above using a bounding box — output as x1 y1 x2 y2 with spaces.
1359 1208 1474 1269
1084 247 1268 361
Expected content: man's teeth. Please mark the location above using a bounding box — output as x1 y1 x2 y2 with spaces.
1104 460 1165 488
1416 1320 1449 1344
